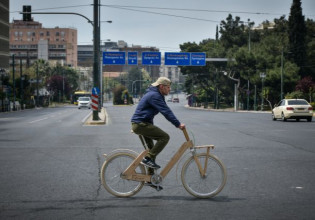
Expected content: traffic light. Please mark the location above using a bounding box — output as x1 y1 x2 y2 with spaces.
23 5 32 21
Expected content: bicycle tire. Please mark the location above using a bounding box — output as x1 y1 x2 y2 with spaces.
101 152 146 197
181 153 227 198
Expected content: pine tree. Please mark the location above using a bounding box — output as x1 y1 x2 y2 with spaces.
288 0 307 77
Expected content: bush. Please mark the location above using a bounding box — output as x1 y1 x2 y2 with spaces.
285 91 304 99
113 86 133 105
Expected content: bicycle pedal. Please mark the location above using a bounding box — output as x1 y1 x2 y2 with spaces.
156 186 162 192
144 182 163 191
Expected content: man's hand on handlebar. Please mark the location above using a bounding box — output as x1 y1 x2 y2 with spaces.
178 123 186 130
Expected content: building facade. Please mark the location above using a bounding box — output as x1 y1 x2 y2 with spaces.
9 19 77 67
159 60 182 84
0 0 9 71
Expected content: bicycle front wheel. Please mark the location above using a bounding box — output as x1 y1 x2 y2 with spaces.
181 153 227 198
101 152 146 197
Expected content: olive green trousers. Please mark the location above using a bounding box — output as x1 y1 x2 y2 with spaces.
131 122 170 160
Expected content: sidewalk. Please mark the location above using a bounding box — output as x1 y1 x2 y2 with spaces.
84 107 106 125
185 105 315 117
185 105 271 114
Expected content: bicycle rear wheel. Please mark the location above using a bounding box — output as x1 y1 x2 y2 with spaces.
181 153 227 198
101 152 146 197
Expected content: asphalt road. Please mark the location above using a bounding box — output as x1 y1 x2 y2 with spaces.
0 99 314 220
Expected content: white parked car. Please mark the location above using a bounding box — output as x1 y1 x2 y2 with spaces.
78 97 91 109
272 99 313 122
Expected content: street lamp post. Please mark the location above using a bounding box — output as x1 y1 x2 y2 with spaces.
223 71 239 111
36 61 39 107
281 48 284 100
240 19 252 110
20 58 24 109
21 6 113 116
254 85 257 111
260 72 266 111
21 5 100 119
248 18 251 52
12 55 16 111
92 0 100 120
0 68 6 112
132 80 147 100
246 19 251 110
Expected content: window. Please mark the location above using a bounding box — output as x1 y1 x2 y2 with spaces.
56 32 60 36
46 31 50 36
288 100 308 105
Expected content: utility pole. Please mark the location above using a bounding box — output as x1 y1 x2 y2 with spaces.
254 85 257 111
36 62 39 107
20 58 24 109
12 54 16 111
62 69 64 103
12 55 16 111
247 19 251 110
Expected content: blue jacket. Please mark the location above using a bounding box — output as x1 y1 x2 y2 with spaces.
131 86 181 127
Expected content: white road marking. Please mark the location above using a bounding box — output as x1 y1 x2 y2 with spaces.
28 117 49 124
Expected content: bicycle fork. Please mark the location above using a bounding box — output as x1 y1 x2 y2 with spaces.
191 145 215 178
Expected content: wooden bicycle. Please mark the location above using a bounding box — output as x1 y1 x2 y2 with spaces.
100 128 227 198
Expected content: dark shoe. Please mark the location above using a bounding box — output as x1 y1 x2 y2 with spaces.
141 157 161 169
145 182 163 191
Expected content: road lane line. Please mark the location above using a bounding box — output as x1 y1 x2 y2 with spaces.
28 117 49 124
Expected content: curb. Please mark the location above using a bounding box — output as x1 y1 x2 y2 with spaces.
84 107 106 125
185 105 271 114
185 105 315 116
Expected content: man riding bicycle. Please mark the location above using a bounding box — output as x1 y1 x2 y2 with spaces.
131 77 185 175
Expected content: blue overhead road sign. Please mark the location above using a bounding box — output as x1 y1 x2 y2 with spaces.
128 52 138 65
142 52 161 65
103 52 126 65
191 52 206 66
165 52 190 66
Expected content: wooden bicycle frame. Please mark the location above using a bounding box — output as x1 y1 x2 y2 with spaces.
121 128 214 182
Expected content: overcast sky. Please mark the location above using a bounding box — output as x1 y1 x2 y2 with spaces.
9 0 315 53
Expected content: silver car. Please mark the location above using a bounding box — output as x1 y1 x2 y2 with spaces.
78 97 91 109
272 99 313 122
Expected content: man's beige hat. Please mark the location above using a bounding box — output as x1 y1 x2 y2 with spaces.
151 77 172 87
